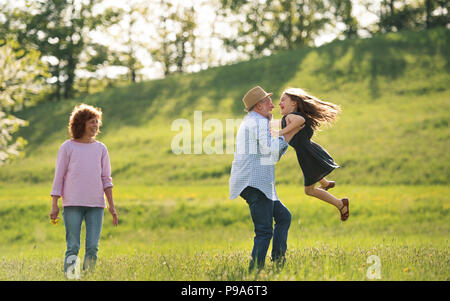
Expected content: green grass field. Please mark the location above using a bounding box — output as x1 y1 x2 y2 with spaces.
0 28 449 280
0 184 448 280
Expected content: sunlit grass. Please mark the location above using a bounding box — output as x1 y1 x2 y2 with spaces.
0 28 448 281
0 184 448 280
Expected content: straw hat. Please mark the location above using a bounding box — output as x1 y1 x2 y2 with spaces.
242 86 273 112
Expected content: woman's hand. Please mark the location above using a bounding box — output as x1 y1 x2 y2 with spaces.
109 207 118 227
50 196 60 221
49 205 60 220
104 187 118 226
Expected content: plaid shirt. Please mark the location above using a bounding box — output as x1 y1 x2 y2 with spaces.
229 111 288 201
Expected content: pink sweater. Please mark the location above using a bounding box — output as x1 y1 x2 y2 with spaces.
51 140 113 208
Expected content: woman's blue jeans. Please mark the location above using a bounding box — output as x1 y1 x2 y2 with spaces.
240 186 291 271
62 206 104 272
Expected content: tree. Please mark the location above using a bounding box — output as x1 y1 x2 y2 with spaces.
107 3 146 83
378 0 415 32
219 0 332 58
360 0 449 35
78 42 110 93
1 0 121 100
424 0 450 29
150 1 198 75
174 5 197 73
331 0 359 39
0 39 48 165
220 0 281 58
152 1 173 76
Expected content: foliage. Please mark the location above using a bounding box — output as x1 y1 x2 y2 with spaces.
0 39 48 165
220 0 333 57
1 0 122 100
423 0 450 29
332 0 359 39
362 0 449 34
150 1 197 75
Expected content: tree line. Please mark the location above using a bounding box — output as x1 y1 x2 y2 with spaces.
1 0 448 101
0 0 448 164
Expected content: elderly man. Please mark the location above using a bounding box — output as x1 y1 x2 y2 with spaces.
229 86 300 271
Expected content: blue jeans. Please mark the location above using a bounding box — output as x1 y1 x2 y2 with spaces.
240 186 291 271
63 206 104 272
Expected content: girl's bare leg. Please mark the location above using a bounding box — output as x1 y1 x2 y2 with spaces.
319 178 330 188
305 183 347 215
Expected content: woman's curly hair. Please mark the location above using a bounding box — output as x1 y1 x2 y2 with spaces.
68 104 102 139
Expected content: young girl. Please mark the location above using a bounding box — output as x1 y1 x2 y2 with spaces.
274 88 349 221
49 103 118 274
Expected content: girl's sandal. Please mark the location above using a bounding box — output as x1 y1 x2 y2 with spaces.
339 198 349 221
320 181 335 191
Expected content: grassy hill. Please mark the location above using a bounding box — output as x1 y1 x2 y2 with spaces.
0 29 449 281
1 28 449 187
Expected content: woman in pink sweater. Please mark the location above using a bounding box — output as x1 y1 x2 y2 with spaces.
50 103 117 274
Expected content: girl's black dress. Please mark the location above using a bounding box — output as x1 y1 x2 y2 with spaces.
281 112 339 186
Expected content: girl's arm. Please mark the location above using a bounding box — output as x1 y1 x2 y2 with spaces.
279 114 305 136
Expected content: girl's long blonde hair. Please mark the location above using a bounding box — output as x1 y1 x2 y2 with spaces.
283 88 341 131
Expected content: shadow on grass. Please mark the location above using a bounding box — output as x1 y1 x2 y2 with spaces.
13 28 449 158
313 28 450 100
15 48 308 152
